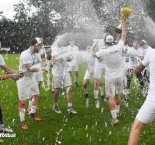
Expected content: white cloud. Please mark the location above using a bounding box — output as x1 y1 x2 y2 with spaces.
0 0 22 19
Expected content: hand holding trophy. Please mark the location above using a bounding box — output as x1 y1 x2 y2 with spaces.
115 6 133 34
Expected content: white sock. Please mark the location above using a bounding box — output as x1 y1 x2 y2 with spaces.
75 75 78 83
30 105 37 114
68 103 72 108
99 86 104 96
52 82 54 92
116 105 120 114
94 90 99 100
84 87 88 94
111 110 117 119
28 100 32 109
54 103 58 106
19 108 25 122
86 98 89 107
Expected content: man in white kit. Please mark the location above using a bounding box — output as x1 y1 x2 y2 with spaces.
51 40 77 115
95 19 126 125
17 38 43 131
0 55 21 132
92 38 105 108
83 45 95 107
128 48 155 145
67 41 79 87
122 43 131 106
139 40 152 95
125 40 144 96
27 37 45 113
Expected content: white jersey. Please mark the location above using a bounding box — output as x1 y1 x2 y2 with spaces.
66 45 79 66
52 45 68 76
127 47 143 69
96 40 124 79
142 49 155 101
94 39 105 70
19 48 42 79
83 52 95 70
33 50 43 81
142 46 152 58
93 39 105 50
142 46 152 72
0 54 5 66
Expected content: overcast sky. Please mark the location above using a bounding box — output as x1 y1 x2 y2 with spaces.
0 0 33 19
0 0 22 19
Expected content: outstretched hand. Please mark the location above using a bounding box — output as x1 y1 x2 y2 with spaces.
10 73 22 81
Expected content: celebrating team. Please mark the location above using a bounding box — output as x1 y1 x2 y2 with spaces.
0 18 154 145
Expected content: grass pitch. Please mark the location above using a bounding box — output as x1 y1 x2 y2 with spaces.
0 54 155 145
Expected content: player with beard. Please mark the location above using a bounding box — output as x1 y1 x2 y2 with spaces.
17 38 44 131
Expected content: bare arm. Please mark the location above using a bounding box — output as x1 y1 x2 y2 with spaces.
1 65 16 74
121 19 126 42
132 63 146 75
95 21 126 58
83 62 90 71
24 63 40 72
0 73 21 81
91 40 99 52
83 62 93 74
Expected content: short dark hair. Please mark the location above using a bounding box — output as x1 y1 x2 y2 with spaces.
31 38 38 46
105 42 114 46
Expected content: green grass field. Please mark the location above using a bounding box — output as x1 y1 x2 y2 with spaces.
0 54 155 145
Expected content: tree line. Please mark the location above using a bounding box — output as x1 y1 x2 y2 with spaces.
0 0 155 53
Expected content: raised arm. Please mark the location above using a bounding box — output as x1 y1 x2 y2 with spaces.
95 20 126 58
90 39 100 53
121 19 126 42
132 63 146 75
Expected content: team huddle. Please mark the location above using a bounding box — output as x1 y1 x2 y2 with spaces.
0 19 155 145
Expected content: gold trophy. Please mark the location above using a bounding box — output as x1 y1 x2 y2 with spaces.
115 6 133 34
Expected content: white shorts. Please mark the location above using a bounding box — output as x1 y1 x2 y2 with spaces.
123 66 128 77
84 70 94 80
94 67 105 79
68 65 78 72
53 73 72 89
136 99 155 124
33 71 43 83
105 77 123 96
17 77 39 100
